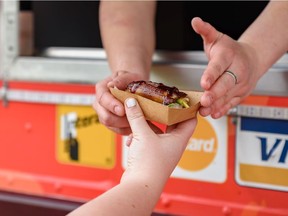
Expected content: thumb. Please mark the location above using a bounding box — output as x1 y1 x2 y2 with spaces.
124 98 151 135
107 71 142 90
191 17 220 45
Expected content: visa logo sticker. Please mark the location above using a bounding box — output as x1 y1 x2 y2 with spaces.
236 117 288 191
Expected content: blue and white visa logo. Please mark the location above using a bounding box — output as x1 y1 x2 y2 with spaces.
236 117 288 191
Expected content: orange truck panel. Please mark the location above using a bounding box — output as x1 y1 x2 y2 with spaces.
0 81 288 215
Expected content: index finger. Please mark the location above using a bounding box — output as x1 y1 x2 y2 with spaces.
107 70 147 90
201 50 232 90
96 78 125 116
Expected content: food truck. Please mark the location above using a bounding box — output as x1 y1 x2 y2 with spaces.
0 1 287 215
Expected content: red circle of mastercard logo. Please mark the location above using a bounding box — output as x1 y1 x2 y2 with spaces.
178 116 218 171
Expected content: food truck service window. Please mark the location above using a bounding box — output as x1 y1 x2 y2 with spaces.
2 0 287 97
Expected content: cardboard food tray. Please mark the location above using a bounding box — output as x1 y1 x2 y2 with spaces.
110 88 203 126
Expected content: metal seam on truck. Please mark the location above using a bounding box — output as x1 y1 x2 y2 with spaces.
4 89 95 105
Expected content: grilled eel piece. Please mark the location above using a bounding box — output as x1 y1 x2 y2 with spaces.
126 80 190 108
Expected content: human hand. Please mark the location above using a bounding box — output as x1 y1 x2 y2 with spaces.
121 97 197 186
191 17 261 118
93 71 148 135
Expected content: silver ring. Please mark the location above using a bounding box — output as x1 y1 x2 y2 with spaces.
224 70 238 85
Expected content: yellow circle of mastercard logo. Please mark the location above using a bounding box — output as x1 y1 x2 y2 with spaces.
178 116 218 171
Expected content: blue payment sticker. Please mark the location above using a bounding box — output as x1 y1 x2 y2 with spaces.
236 117 288 191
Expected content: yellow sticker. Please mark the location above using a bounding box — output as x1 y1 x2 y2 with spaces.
56 105 115 169
170 114 227 183
178 116 218 171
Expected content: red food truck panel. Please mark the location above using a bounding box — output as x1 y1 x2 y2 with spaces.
0 81 288 215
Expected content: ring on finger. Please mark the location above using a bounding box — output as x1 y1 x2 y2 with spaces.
224 70 238 85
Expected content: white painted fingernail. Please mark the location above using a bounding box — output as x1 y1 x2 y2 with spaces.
126 98 136 108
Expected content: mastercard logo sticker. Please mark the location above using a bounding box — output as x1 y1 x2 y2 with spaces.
178 116 218 171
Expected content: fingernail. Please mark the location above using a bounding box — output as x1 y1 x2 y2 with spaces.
125 134 133 147
114 105 122 115
107 81 113 87
126 98 136 108
213 112 221 119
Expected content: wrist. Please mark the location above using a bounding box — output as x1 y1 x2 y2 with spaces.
238 41 265 79
120 172 167 198
121 166 171 190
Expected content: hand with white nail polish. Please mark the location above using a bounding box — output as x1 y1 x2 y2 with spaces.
69 97 197 216
122 98 197 183
93 71 149 135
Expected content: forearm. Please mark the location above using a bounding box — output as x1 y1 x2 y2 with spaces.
68 179 164 216
99 1 156 79
68 163 172 215
238 1 288 76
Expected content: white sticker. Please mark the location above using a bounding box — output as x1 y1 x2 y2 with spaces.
236 117 288 191
122 116 228 183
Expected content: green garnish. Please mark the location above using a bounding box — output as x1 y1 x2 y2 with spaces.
176 98 190 108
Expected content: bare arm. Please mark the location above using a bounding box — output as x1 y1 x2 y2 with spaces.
67 179 164 216
93 1 156 135
100 1 156 78
69 98 197 215
238 0 288 76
